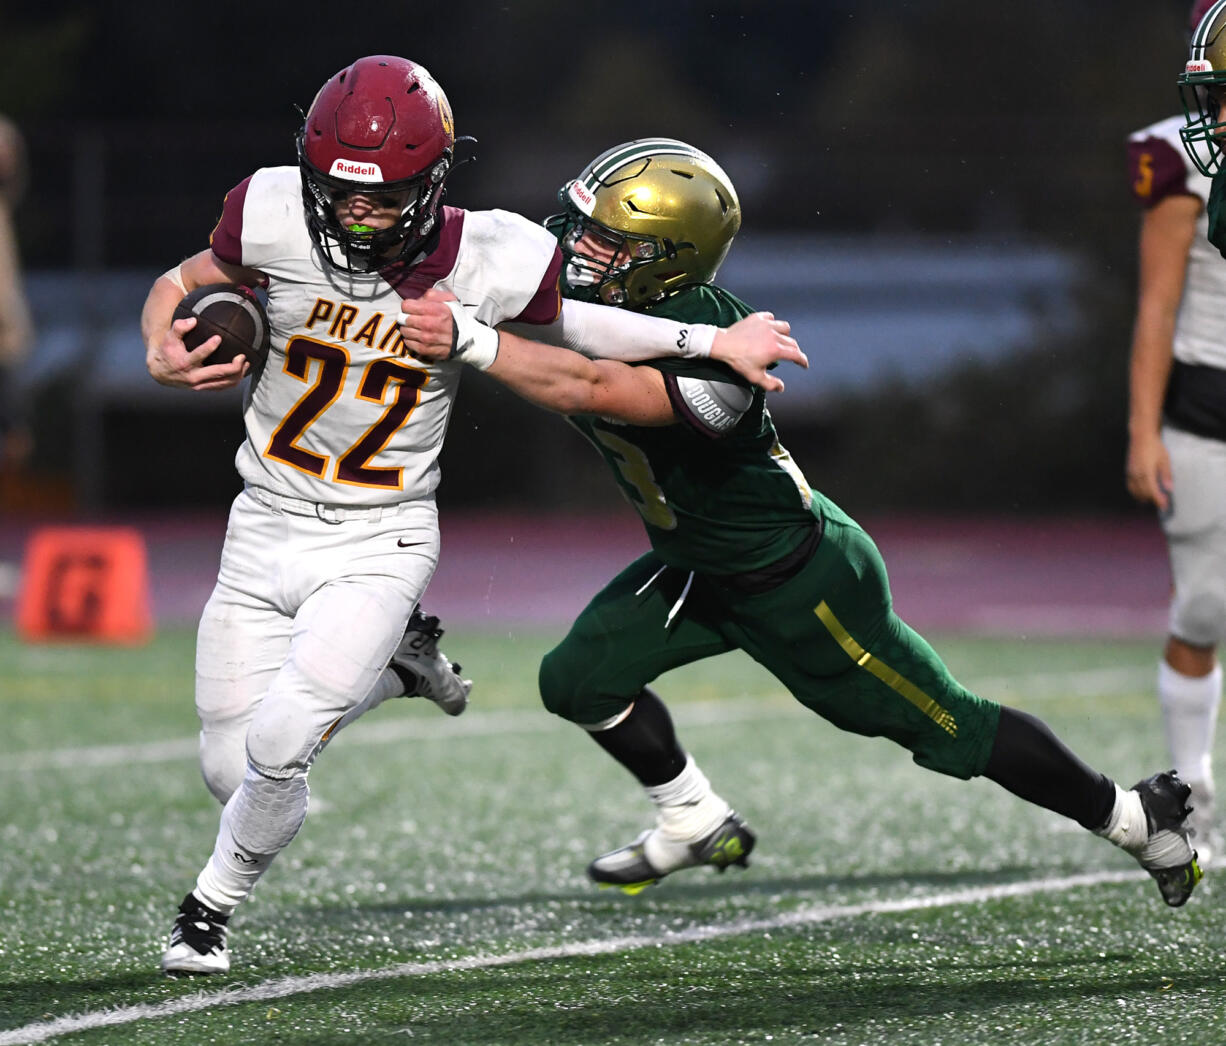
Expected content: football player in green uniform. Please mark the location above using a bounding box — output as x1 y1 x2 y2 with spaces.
397 139 1202 907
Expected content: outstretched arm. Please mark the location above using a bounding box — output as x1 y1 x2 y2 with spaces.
488 332 675 424
141 249 264 391
400 290 675 423
522 297 807 393
402 290 804 392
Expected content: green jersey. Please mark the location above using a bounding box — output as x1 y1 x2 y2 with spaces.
548 289 1000 782
1209 166 1226 258
567 283 821 576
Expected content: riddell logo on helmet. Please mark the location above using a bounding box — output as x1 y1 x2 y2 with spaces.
329 159 384 181
567 181 596 216
1187 59 1214 73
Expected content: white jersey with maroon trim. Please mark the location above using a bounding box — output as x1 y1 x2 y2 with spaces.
1127 115 1226 370
209 165 562 506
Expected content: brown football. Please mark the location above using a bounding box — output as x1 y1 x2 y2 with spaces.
173 284 271 366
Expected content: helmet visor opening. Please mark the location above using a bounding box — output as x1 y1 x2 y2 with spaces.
299 146 447 273
558 215 667 302
564 216 660 271
1180 77 1226 175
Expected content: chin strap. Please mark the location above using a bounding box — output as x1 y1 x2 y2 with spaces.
450 135 479 176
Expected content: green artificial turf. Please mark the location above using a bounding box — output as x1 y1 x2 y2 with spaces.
1 628 1219 1045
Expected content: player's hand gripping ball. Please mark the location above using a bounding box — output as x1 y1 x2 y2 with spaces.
173 284 271 366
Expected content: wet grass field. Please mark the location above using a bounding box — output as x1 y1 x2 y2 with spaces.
1 627 1222 1045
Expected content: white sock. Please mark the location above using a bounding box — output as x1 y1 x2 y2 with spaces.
1158 660 1222 787
1094 783 1149 854
1094 781 1194 869
645 755 730 841
194 766 309 915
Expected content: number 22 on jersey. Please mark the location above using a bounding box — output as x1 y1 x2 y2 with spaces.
265 336 428 490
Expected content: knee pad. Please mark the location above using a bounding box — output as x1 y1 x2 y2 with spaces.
1171 588 1226 647
228 763 309 855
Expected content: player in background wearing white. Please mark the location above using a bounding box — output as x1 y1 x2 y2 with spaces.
141 55 803 975
1126 0 1226 864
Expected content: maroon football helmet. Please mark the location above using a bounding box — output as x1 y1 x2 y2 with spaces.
298 55 457 272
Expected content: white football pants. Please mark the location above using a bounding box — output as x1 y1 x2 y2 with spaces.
190 487 439 914
1162 425 1226 647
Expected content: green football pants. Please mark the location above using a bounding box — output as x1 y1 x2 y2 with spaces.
539 504 1001 780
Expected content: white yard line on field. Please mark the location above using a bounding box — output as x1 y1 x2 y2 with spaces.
0 868 1142 1046
3 665 1148 774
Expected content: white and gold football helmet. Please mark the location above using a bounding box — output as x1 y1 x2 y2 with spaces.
545 138 741 306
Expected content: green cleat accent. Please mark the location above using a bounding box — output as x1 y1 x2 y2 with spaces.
1148 853 1204 908
708 831 748 868
598 879 659 896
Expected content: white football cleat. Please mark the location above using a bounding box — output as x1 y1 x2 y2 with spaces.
161 892 230 975
390 609 471 716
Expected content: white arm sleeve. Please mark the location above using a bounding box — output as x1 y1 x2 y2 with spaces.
500 298 716 361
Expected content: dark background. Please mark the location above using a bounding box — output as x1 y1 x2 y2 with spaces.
0 0 1202 515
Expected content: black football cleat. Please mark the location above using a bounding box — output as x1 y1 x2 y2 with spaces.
161 892 230 975
588 812 756 895
1132 771 1203 908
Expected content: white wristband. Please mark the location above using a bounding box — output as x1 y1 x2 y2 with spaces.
442 300 499 370
679 323 716 358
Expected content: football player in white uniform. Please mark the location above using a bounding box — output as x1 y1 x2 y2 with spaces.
1127 0 1226 864
141 54 803 975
